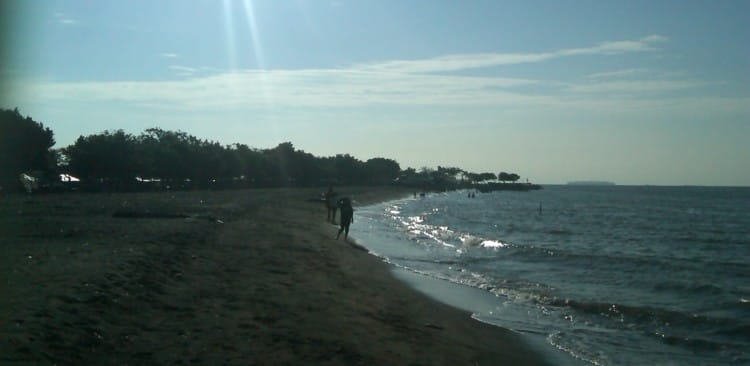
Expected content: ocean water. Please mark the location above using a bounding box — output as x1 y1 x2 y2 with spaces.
353 186 750 366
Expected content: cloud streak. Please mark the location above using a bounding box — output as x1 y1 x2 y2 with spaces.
168 65 197 76
567 80 705 94
587 68 649 79
14 34 724 113
357 35 668 74
23 69 540 109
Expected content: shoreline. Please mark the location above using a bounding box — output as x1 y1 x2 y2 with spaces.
350 196 579 366
1 187 550 365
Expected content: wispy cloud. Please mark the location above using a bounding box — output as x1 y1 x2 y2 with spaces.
161 53 179 58
168 65 196 73
54 12 78 25
15 35 719 112
25 69 539 109
641 35 669 43
357 35 668 74
567 80 705 94
168 65 197 76
587 68 649 79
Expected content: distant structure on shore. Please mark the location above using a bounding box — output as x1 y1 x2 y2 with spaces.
567 181 616 186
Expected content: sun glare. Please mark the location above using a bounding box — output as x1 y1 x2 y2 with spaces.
221 0 238 72
242 0 265 70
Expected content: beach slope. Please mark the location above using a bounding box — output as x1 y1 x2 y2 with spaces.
0 187 549 365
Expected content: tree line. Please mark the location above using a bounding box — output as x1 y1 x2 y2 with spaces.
63 128 402 190
1 108 526 193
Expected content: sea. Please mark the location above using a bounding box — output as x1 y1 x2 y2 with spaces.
352 185 750 366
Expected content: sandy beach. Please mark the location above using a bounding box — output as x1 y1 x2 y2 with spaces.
0 187 550 365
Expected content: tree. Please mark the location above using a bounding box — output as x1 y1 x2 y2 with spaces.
135 128 193 183
498 172 520 183
437 166 463 178
333 154 364 185
64 130 137 189
464 172 480 183
478 172 497 182
0 108 56 191
234 144 264 187
364 157 401 185
263 142 298 186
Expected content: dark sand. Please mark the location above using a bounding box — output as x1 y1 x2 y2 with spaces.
1 187 550 365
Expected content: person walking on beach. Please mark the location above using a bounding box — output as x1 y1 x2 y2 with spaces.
325 186 338 223
336 197 354 240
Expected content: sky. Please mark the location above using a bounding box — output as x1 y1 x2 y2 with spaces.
1 0 748 186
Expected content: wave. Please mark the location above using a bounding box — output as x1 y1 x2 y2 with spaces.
546 298 711 325
383 209 748 275
660 334 730 353
652 281 725 295
546 228 574 235
489 243 749 277
716 324 750 341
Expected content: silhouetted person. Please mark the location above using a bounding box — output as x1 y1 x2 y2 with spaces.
336 197 354 240
325 186 338 223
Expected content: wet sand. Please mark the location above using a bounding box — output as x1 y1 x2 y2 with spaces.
0 187 550 365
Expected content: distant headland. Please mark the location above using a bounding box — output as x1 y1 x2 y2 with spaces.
567 181 616 186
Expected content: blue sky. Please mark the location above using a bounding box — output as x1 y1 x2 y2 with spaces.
2 0 748 185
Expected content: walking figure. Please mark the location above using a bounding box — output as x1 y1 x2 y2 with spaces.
336 197 354 240
325 186 338 223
